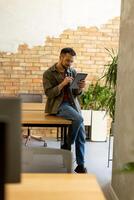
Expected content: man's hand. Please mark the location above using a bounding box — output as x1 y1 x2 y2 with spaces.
58 76 74 91
78 79 86 90
62 76 74 86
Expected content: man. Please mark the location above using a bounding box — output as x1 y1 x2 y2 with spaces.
43 47 87 173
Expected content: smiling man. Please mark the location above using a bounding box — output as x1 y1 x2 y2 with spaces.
43 47 87 173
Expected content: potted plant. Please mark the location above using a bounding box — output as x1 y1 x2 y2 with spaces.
99 48 118 166
80 82 112 141
100 48 118 123
80 48 118 142
80 82 113 111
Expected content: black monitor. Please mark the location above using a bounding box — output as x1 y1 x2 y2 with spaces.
0 97 21 200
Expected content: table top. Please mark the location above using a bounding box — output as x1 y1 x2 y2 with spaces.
21 103 71 125
6 173 106 200
22 111 71 125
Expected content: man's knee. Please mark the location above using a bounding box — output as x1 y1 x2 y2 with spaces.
75 114 83 124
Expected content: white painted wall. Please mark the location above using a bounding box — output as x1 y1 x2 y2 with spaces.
0 0 121 52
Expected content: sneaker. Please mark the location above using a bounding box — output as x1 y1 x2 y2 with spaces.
74 165 87 173
61 143 71 150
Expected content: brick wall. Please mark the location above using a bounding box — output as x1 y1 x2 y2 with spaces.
0 17 120 138
0 17 120 96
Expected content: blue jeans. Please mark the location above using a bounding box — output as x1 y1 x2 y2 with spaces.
56 102 86 166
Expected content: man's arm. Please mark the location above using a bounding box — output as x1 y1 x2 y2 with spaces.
43 71 73 98
43 72 60 98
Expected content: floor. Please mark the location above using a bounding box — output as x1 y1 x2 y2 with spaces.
22 135 113 200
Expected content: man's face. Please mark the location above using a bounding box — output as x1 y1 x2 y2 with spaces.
60 53 75 70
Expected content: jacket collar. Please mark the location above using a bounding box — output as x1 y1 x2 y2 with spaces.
51 63 58 72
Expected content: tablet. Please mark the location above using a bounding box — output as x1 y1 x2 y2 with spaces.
70 73 88 89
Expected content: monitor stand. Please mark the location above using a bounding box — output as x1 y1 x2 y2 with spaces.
0 122 6 200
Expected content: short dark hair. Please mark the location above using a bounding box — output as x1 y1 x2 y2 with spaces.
60 48 76 56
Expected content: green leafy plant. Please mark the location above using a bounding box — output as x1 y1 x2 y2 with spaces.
99 48 118 121
102 48 118 89
80 82 113 111
80 48 118 116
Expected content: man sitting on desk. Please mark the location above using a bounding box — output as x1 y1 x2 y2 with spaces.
43 47 87 173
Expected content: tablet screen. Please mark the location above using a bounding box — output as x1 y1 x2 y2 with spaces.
70 73 87 89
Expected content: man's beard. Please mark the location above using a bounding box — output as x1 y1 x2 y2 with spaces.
61 64 70 71
61 64 67 70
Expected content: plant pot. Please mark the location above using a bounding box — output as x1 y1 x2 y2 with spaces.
91 110 107 141
81 109 92 140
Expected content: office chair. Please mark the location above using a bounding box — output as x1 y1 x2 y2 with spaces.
22 147 73 173
19 93 42 103
19 93 47 146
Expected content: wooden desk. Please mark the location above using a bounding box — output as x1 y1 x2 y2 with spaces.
22 103 64 142
22 111 71 126
22 111 71 149
6 174 106 200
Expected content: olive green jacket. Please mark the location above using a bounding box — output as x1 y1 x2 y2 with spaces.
43 63 82 114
